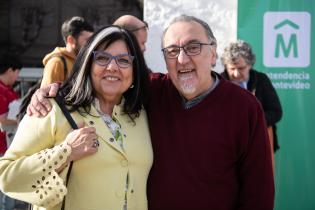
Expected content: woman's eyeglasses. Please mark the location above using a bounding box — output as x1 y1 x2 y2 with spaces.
92 51 134 69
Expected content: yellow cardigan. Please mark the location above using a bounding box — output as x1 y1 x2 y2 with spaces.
0 100 153 210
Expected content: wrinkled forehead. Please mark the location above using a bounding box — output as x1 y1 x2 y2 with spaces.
230 57 247 66
163 21 209 47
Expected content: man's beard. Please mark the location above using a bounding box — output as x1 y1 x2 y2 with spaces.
178 73 196 95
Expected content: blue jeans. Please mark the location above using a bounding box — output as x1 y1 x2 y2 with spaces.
0 192 15 210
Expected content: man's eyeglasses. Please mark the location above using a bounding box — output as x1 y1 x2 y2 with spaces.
92 51 134 69
162 42 214 59
129 21 149 32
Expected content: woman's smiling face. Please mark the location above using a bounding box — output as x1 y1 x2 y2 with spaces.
91 39 134 102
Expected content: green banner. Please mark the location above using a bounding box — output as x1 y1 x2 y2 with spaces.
238 1 315 209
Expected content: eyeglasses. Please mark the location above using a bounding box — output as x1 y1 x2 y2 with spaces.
129 21 149 32
162 42 214 59
92 51 134 69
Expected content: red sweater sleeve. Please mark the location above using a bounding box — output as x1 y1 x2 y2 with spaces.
237 98 275 210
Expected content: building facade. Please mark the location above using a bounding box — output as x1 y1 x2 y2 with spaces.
0 0 143 67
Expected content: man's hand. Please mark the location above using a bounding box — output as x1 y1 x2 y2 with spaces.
26 83 60 117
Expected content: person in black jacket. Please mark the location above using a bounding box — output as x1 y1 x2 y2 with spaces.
221 40 282 157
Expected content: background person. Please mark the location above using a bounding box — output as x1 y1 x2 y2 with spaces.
0 26 152 210
114 15 148 53
221 40 283 171
0 54 22 210
0 54 22 152
41 16 94 87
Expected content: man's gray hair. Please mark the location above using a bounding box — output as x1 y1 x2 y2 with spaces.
162 14 217 47
221 40 256 66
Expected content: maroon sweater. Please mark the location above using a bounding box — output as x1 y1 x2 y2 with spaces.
146 73 274 210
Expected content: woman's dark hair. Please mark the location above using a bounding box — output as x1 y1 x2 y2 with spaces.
59 25 149 122
17 79 41 122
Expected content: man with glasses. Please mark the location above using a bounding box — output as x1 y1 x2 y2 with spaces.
27 15 274 210
114 15 148 52
146 15 274 210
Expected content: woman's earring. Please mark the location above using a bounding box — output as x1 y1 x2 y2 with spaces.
130 84 134 89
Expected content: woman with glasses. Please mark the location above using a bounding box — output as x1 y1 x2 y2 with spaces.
0 26 153 210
